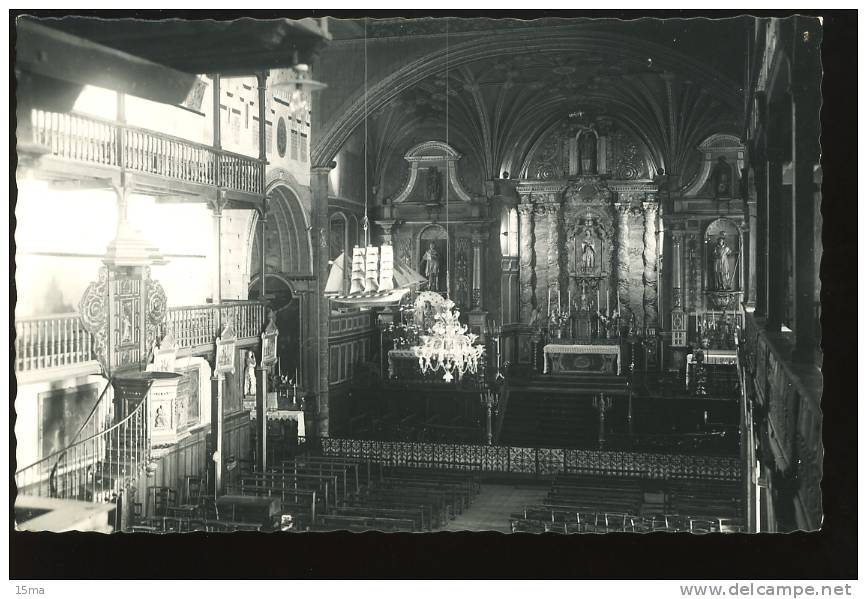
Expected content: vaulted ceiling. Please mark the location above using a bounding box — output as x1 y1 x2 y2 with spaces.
314 17 751 189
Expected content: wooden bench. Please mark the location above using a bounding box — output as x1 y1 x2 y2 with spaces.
315 513 416 532
329 505 428 531
224 482 317 524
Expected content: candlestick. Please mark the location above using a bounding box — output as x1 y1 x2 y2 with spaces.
596 287 601 312
606 286 610 315
557 288 561 313
548 287 552 314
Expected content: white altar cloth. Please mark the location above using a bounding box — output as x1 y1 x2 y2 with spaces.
543 343 621 374
685 349 738 389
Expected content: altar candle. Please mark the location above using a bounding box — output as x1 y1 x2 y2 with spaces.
569 289 573 311
596 287 601 311
557 288 561 313
606 288 610 315
548 287 552 314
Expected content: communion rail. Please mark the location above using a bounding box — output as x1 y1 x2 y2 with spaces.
15 301 266 374
15 392 150 502
30 109 263 194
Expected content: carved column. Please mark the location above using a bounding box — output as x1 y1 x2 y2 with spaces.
545 202 562 314
518 202 536 321
615 202 631 317
671 232 687 347
642 200 658 329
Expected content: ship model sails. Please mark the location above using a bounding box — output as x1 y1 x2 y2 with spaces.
325 245 427 306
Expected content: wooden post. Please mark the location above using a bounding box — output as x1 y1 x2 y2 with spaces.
257 72 269 300
210 371 223 497
255 364 268 472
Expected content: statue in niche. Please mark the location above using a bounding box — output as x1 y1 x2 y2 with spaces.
426 166 443 205
243 350 257 397
713 233 733 290
580 228 596 272
421 242 441 291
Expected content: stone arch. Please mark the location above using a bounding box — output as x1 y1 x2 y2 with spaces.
248 179 313 286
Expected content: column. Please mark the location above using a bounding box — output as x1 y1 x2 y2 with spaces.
615 202 631 317
791 17 821 363
745 199 758 310
310 165 333 437
642 200 658 330
545 202 562 314
210 370 223 497
470 230 485 310
256 72 269 299
255 362 268 471
378 221 394 245
517 202 536 321
670 232 687 347
208 190 228 310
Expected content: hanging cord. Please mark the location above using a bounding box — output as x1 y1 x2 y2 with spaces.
445 19 450 299
362 19 370 247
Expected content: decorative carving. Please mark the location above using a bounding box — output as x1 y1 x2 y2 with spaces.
545 203 561 314
615 203 631 316
79 266 110 373
144 267 168 355
518 203 536 321
455 251 469 310
642 201 659 328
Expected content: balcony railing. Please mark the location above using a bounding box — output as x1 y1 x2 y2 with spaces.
15 313 95 373
166 301 267 350
15 301 266 375
31 109 263 195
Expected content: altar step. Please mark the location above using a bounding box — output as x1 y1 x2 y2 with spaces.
511 372 628 396
499 383 624 449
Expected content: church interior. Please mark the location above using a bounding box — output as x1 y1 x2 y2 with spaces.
13 15 825 538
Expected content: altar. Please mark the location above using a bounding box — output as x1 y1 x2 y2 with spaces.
543 342 621 375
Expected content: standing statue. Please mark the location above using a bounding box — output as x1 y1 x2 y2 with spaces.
243 350 257 397
581 229 596 272
713 233 733 290
426 167 443 205
421 241 441 291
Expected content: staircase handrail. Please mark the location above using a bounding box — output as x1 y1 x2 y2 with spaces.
14 379 150 491
47 376 113 493
47 381 152 497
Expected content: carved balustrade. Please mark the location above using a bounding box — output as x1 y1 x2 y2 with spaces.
30 109 263 195
15 313 95 373
15 301 266 374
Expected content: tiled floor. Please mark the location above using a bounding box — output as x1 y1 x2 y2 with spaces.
444 483 548 533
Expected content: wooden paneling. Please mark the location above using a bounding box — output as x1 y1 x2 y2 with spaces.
131 410 251 514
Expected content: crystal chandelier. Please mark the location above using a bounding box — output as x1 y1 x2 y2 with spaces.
413 299 485 382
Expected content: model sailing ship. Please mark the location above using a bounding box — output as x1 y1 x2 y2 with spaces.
325 245 427 306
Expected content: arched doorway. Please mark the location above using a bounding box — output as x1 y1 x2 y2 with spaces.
248 274 301 387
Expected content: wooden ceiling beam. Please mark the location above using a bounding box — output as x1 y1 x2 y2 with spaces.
16 18 198 105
